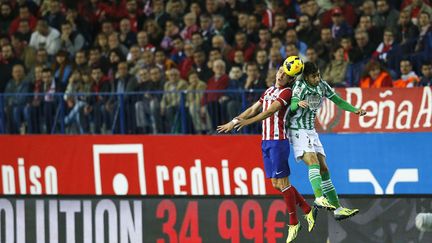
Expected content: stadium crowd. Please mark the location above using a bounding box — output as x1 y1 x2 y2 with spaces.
0 0 431 134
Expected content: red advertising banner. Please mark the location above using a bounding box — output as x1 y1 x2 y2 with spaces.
317 87 432 133
0 135 276 196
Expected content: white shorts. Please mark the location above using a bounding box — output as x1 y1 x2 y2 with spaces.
289 129 326 161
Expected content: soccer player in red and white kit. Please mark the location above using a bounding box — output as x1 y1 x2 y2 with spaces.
217 66 316 242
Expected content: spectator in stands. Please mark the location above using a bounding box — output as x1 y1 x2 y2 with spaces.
64 70 87 134
284 29 307 56
161 19 180 51
9 5 37 36
136 31 156 53
314 27 334 62
372 28 400 72
88 47 108 74
257 27 271 50
89 65 111 134
107 48 126 81
15 20 32 42
207 48 223 70
323 45 349 87
233 50 246 69
94 33 110 57
256 49 269 79
192 32 210 53
155 49 176 71
394 59 420 87
212 14 235 45
60 21 85 56
29 19 61 56
373 0 400 30
143 20 163 46
150 0 170 28
417 62 432 86
0 44 24 93
359 60 393 88
166 0 186 26
396 9 420 53
186 70 211 134
29 65 44 134
360 1 376 17
265 68 277 88
350 30 375 64
52 50 73 92
41 68 58 133
272 14 289 39
357 15 383 48
329 7 353 39
170 36 186 65
73 50 88 72
0 3 13 33
119 18 137 48
304 0 323 28
246 14 260 44
199 13 215 45
211 35 232 61
160 68 187 133
134 68 155 133
135 67 164 133
306 47 327 71
4 64 31 134
44 0 65 31
34 48 50 69
112 61 138 133
11 33 35 71
180 12 199 41
268 47 283 70
201 59 229 130
321 0 357 27
222 66 245 121
192 49 212 82
178 43 194 79
228 32 256 62
285 43 306 61
108 33 129 57
412 11 432 66
65 7 92 45
404 0 432 23
296 15 320 47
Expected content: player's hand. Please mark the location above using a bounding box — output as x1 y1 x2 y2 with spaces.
235 119 252 131
298 100 309 108
217 122 235 133
355 109 367 116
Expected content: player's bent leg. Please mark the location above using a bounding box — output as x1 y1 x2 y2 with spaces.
317 153 359 220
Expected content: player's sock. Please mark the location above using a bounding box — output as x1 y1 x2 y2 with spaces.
308 164 323 198
321 171 341 208
292 186 311 214
281 185 299 225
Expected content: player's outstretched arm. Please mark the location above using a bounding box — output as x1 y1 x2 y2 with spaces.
217 101 263 133
235 100 282 131
329 94 367 116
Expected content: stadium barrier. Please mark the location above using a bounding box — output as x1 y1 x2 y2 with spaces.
0 133 430 196
1 196 431 243
0 87 431 134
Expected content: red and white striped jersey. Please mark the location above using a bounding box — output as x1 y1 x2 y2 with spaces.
259 85 292 140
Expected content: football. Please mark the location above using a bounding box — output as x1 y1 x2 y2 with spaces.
283 56 304 77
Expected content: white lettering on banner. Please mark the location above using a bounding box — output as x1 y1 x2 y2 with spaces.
414 87 432 128
119 201 142 243
1 200 143 243
349 169 419 194
60 201 81 243
0 199 14 243
16 200 25 243
1 158 58 195
95 199 118 243
155 159 266 195
93 144 147 195
319 87 432 131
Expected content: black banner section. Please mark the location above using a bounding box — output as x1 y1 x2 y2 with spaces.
0 197 432 243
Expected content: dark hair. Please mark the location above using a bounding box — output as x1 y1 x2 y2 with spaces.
42 67 52 73
303 62 319 77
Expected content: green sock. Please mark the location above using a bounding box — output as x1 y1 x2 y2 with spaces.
321 171 341 208
308 164 323 198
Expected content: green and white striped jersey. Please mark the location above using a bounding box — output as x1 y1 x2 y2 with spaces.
289 78 336 130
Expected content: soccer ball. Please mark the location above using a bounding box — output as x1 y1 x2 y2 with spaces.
283 56 304 77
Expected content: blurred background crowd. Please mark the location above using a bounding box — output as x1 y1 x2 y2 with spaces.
0 0 431 135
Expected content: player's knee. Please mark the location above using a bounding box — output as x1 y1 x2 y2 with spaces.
271 181 280 190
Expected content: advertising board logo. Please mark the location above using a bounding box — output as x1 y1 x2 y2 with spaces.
93 144 146 195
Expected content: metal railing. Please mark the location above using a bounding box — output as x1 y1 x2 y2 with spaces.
0 90 264 135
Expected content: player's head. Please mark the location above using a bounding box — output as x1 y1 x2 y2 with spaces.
283 55 304 77
276 66 293 87
303 61 321 86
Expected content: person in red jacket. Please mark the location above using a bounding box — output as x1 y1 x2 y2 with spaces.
359 60 393 88
201 59 229 130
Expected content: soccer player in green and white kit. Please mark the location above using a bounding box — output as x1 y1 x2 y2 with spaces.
289 61 367 220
